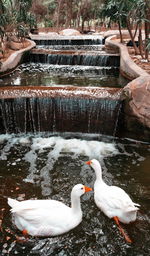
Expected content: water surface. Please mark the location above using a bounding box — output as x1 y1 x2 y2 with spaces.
0 63 128 88
0 133 149 255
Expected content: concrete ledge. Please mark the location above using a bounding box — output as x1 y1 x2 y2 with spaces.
105 35 148 80
0 86 122 100
0 39 36 77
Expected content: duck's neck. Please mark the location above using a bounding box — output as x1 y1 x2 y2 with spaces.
94 164 103 183
71 193 82 214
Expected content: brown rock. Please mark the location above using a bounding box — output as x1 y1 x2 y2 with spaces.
123 75 150 129
9 41 23 51
59 29 81 36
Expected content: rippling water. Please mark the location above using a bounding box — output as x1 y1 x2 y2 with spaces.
0 63 128 88
0 133 149 255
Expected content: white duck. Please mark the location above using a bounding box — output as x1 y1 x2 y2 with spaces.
86 159 140 243
8 184 92 237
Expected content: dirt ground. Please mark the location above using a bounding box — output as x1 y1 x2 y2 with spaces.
129 52 150 74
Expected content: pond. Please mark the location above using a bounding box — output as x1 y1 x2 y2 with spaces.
0 133 149 255
0 63 128 88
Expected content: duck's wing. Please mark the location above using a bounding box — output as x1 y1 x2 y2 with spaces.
8 198 20 208
9 199 70 227
95 186 140 213
108 186 140 211
8 199 66 213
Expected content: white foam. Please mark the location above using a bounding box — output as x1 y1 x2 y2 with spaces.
0 134 12 143
18 137 31 145
0 134 118 196
30 136 118 158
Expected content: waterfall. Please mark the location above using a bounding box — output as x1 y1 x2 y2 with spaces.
0 34 124 138
36 45 104 51
34 38 104 46
0 96 122 135
28 53 120 67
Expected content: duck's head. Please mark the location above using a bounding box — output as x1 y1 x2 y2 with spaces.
72 184 92 197
86 159 100 168
86 159 102 176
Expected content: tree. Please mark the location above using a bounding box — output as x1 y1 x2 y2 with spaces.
101 0 149 60
101 0 128 43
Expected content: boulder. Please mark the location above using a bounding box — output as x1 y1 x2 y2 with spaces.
9 41 24 50
59 29 81 36
122 75 150 140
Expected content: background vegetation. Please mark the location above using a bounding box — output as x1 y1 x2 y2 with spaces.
0 0 149 60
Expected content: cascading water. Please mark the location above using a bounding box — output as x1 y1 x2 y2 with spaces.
0 87 122 135
27 51 120 67
0 33 122 137
28 36 119 67
33 37 104 46
36 44 105 51
0 34 149 256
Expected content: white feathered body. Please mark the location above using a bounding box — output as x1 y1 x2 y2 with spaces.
94 180 139 224
87 159 140 224
8 198 82 237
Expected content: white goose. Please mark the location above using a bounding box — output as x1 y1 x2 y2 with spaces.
86 159 140 243
8 184 92 237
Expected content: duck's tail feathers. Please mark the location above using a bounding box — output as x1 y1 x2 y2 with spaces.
128 207 139 213
126 203 140 213
8 198 19 210
134 203 140 208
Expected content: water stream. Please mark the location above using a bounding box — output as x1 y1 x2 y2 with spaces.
0 133 149 255
0 35 149 255
0 63 127 88
0 96 122 135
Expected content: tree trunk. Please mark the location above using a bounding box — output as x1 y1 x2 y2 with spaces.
133 23 138 40
81 18 85 32
145 21 149 60
56 0 62 32
126 18 140 55
76 4 81 29
65 0 72 28
145 3 150 61
138 24 144 59
118 20 123 43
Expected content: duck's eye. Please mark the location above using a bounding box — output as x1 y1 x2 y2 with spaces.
81 187 83 190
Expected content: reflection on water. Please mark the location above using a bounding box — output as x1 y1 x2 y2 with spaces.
0 63 128 88
0 133 149 255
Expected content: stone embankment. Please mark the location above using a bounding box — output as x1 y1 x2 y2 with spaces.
105 32 150 140
0 39 36 76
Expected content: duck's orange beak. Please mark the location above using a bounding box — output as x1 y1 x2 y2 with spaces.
84 186 92 192
86 160 91 165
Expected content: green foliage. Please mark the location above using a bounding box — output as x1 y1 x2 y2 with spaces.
100 0 150 59
146 39 150 52
100 0 129 27
0 0 9 28
17 0 32 24
17 24 28 40
101 0 149 27
47 0 56 15
44 19 54 28
27 13 37 29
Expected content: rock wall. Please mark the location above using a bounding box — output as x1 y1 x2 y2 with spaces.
122 76 150 129
0 39 36 76
105 33 150 141
105 35 148 80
